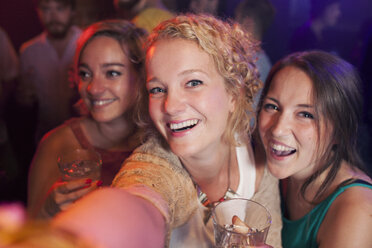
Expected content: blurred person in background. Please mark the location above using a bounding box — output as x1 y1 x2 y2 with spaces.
289 0 341 54
0 27 20 202
73 0 116 29
188 0 220 16
234 0 276 83
17 0 81 144
113 0 173 33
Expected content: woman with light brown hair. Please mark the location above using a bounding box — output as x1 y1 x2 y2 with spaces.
28 19 147 218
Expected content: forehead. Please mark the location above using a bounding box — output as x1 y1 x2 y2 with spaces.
80 36 127 61
269 66 314 102
146 38 216 75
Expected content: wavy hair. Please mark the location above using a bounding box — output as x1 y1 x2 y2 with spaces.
139 14 261 145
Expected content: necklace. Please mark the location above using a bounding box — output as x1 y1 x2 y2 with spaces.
195 148 238 208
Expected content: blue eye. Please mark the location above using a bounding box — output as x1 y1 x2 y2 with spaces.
149 87 166 94
186 80 203 87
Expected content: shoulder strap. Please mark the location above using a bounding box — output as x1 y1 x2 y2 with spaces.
68 118 93 150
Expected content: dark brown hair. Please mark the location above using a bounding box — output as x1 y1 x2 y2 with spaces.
258 50 369 201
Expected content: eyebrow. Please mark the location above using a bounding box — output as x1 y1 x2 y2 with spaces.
266 97 314 108
179 69 208 77
78 63 126 68
147 69 208 84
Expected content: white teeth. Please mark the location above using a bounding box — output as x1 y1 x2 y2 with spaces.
271 143 294 152
92 99 115 106
170 119 198 130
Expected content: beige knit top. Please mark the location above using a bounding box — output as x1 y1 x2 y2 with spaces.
112 137 282 247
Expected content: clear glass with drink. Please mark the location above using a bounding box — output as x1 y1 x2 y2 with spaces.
212 198 272 247
57 149 102 181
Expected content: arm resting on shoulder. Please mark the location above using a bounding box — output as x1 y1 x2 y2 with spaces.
52 187 166 248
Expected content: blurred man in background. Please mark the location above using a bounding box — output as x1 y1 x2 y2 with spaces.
18 0 81 144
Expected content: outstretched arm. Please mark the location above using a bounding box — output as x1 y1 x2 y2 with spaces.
52 187 166 248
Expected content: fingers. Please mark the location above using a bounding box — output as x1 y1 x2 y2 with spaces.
55 178 94 194
53 179 103 209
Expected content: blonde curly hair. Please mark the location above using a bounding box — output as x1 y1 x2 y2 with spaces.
140 14 262 145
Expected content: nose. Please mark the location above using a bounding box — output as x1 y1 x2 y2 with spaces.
46 8 58 21
164 90 185 115
87 76 105 96
270 112 291 138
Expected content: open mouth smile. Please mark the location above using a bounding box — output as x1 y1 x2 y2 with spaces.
168 119 199 133
270 142 296 156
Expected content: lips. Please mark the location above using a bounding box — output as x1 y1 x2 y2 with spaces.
168 119 199 133
90 98 116 107
270 142 296 157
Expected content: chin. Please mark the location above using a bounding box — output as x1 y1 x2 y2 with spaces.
168 142 197 159
267 163 290 180
91 114 117 123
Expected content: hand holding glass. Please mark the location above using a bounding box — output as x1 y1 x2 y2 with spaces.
57 149 102 181
212 198 272 247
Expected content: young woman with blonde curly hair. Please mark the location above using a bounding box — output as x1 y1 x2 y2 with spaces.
52 14 282 248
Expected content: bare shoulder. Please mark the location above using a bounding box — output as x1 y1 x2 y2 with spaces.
28 119 84 215
37 120 80 151
318 181 372 247
30 120 82 173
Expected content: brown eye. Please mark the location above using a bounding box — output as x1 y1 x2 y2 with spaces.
263 103 278 111
299 112 314 119
106 70 121 78
78 70 91 81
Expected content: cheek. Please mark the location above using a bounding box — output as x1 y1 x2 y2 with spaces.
207 89 232 114
300 128 319 155
258 112 270 135
122 78 139 104
58 11 72 22
78 81 86 96
148 100 161 123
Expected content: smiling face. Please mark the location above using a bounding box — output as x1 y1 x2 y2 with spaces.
146 39 235 160
78 36 138 123
258 66 330 180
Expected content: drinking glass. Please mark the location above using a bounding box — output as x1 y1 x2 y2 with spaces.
212 198 272 247
57 149 102 181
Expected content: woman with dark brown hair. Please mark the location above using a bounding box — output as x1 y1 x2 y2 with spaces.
257 50 372 247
